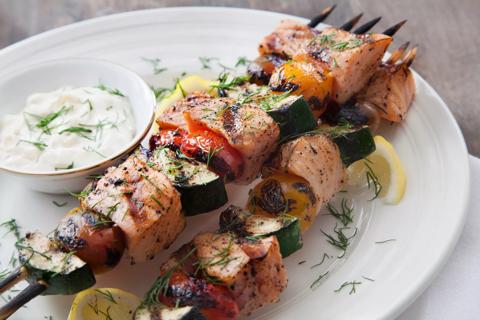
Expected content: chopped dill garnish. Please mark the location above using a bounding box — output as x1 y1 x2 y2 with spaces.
16 243 51 260
211 72 250 96
54 162 74 171
362 276 375 282
375 238 397 244
298 260 306 265
52 200 68 207
36 105 70 134
19 139 48 151
175 78 187 98
259 91 291 111
206 146 224 167
94 289 118 304
194 235 238 277
150 86 173 101
0 269 9 280
0 218 21 241
97 83 125 97
142 57 167 74
143 247 197 306
364 159 383 200
334 280 362 295
321 224 357 258
325 199 354 226
83 146 107 158
59 126 93 135
198 56 218 69
310 253 332 269
310 271 329 289
67 186 91 200
235 56 250 67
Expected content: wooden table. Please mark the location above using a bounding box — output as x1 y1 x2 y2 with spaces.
1 0 478 156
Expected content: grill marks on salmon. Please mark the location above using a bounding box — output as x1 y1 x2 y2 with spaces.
357 59 416 122
265 134 345 210
185 98 280 183
81 153 185 264
154 232 287 317
258 20 317 58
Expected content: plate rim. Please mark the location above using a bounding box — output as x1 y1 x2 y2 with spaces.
0 6 471 319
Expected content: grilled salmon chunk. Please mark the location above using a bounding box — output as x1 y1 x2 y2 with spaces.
156 91 212 129
357 62 416 122
306 27 392 104
258 20 316 58
185 98 280 183
81 153 185 264
148 232 287 318
265 134 345 209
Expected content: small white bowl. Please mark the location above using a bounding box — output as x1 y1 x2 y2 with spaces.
0 58 155 193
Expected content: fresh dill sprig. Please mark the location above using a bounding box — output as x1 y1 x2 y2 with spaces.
235 56 250 67
259 90 291 111
0 218 21 241
325 199 354 226
59 126 93 136
321 224 357 258
194 235 238 277
97 83 125 97
206 146 224 167
0 269 9 280
151 86 173 101
364 159 383 200
211 72 250 96
16 243 51 260
375 238 397 244
19 139 48 151
35 105 70 134
310 271 329 289
198 56 219 69
94 289 118 304
310 253 332 269
142 57 167 74
54 162 74 171
334 280 362 295
143 247 197 306
52 200 68 207
362 276 375 282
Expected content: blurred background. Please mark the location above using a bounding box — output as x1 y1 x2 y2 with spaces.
0 0 478 155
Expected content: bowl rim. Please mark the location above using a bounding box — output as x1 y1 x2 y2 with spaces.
0 57 156 176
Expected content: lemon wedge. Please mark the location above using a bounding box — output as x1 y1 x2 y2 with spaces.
68 288 141 320
153 75 217 131
347 135 406 204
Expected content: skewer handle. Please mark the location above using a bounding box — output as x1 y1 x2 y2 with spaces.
0 280 47 320
0 268 27 295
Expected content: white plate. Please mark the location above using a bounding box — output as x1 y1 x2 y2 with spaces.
0 7 470 320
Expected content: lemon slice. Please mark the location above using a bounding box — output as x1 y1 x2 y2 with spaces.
68 288 141 320
347 135 406 204
153 75 217 132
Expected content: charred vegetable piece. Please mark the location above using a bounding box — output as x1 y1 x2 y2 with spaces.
219 206 302 257
134 304 206 320
321 100 381 132
325 126 376 166
247 54 286 85
247 173 317 232
269 55 333 118
55 208 126 274
16 232 96 295
149 147 228 215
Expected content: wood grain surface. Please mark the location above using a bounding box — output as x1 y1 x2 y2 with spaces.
0 0 478 156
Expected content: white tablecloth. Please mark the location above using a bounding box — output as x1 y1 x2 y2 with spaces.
398 155 479 319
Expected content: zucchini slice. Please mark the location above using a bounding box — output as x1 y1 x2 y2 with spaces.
150 147 228 216
227 84 317 139
16 232 96 295
135 304 206 320
219 206 303 257
266 94 317 139
330 126 376 166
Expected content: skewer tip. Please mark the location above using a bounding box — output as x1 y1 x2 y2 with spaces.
353 16 382 34
340 13 364 31
308 4 337 28
383 19 407 36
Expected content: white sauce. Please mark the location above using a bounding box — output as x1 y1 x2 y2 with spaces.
0 86 136 172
